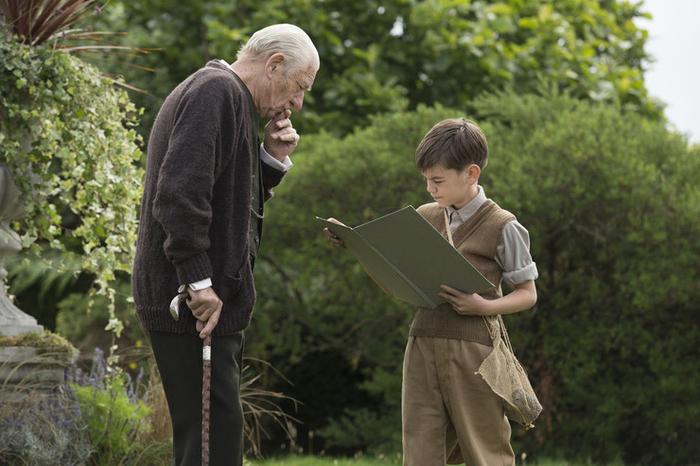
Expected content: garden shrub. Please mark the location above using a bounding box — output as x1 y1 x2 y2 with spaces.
246 93 700 464
70 349 159 464
0 28 143 336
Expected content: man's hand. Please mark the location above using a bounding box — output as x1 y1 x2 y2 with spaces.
323 217 346 248
264 109 299 160
438 285 492 316
186 287 223 338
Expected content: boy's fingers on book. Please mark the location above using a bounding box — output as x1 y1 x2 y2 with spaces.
323 228 345 247
323 227 338 239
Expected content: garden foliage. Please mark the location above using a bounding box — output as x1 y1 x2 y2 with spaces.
248 92 700 464
0 29 143 335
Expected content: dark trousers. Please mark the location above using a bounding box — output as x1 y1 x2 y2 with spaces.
149 330 245 466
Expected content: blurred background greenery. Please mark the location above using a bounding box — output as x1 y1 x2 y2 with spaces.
2 0 698 465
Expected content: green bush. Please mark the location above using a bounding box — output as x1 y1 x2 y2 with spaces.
246 92 700 463
475 88 700 465
56 278 147 351
89 0 659 136
72 371 152 464
0 28 143 336
0 353 168 465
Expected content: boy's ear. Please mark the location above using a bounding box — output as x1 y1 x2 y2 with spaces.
466 163 481 183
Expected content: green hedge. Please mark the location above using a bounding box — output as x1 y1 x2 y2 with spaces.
247 92 700 464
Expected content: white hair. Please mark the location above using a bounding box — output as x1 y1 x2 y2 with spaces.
237 24 319 72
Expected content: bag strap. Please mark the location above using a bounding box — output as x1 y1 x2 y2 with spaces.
498 314 515 354
445 209 517 349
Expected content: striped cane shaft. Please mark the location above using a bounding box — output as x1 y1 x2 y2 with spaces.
202 335 212 466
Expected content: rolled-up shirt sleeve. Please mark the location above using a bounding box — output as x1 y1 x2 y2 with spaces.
496 220 539 286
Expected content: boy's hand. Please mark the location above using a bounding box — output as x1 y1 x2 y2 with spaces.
439 285 492 316
324 217 346 248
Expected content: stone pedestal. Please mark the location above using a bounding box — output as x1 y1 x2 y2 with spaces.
0 346 71 402
0 163 43 337
0 164 56 404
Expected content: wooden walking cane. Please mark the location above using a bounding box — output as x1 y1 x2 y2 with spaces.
202 335 212 466
168 293 213 465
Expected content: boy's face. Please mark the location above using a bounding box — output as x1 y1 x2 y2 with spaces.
422 164 479 209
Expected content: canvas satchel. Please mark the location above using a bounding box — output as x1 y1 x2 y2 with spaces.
443 209 542 429
477 314 542 428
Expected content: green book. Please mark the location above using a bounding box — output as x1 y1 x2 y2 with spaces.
316 206 494 308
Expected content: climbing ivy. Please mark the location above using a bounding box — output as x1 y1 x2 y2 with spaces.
0 28 143 336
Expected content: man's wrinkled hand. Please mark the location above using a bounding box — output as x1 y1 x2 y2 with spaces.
186 287 223 338
264 109 299 159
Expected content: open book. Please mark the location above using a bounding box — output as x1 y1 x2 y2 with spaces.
316 206 494 308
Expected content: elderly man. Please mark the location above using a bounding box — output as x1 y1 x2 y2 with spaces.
132 24 319 465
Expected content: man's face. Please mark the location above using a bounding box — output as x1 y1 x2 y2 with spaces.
422 164 475 209
262 61 317 119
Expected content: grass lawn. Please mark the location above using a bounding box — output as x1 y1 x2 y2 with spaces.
247 456 622 466
247 457 400 466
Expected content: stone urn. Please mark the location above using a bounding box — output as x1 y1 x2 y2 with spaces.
0 163 43 336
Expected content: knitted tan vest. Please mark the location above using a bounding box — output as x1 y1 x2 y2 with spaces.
408 199 515 345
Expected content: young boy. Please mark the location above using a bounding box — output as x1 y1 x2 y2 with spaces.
325 118 538 465
403 118 538 466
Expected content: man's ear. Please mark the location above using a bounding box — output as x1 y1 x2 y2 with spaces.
265 53 286 77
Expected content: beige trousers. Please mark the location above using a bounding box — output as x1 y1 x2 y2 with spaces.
402 336 515 466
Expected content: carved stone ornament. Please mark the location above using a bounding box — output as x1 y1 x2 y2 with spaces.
0 163 43 336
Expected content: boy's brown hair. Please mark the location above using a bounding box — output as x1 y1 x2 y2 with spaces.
415 118 488 171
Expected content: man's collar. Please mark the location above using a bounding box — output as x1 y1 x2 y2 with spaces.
206 59 255 108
